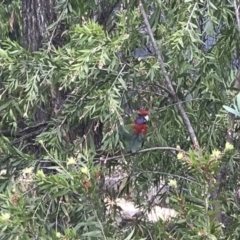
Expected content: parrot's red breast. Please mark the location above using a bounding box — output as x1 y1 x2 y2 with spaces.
133 110 149 135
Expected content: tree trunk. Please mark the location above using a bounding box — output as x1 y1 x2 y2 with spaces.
22 0 57 51
21 0 103 167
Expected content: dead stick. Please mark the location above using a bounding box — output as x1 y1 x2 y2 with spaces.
139 0 200 149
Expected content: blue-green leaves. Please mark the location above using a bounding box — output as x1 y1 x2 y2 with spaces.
223 93 240 117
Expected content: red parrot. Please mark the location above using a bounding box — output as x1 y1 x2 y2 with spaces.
133 109 149 135
119 109 149 153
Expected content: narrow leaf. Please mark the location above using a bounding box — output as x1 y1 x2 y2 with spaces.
223 105 239 116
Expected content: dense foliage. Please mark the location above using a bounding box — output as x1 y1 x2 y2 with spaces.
0 0 240 239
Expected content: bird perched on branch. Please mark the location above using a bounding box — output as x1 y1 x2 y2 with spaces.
119 109 149 153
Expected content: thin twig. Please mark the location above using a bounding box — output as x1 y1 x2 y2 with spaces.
131 167 201 187
94 146 186 162
185 3 198 30
210 0 240 224
136 183 169 224
234 0 240 39
138 0 200 149
47 10 64 50
152 82 174 97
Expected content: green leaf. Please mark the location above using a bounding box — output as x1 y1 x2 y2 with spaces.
124 228 135 240
52 189 69 198
118 77 127 90
223 105 239 116
237 93 240 111
81 231 102 237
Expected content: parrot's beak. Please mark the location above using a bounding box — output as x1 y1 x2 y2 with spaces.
144 115 149 121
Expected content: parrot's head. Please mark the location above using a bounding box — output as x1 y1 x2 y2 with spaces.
135 109 149 124
133 109 149 136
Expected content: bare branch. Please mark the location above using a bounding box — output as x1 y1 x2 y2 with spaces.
152 82 174 97
94 146 186 163
234 0 240 39
210 0 240 224
0 122 48 139
11 126 49 145
138 0 200 149
221 0 240 145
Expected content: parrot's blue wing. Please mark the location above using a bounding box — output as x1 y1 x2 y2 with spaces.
119 113 145 153
119 125 135 153
119 125 144 153
119 125 132 153
130 134 144 153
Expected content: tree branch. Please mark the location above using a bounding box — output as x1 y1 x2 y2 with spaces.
210 0 240 225
94 146 186 163
152 82 174 97
227 0 240 144
138 0 200 149
0 122 49 148
234 0 240 40
11 126 49 145
0 130 22 138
